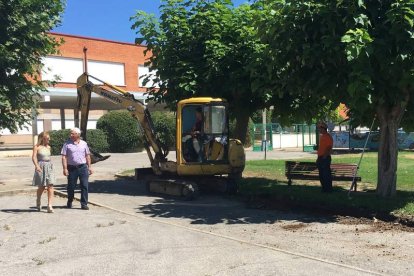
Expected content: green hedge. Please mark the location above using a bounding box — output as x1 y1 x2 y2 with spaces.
85 129 109 153
96 110 142 153
49 129 108 155
49 129 71 155
96 110 176 153
151 111 176 149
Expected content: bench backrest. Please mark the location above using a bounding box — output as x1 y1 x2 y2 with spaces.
285 161 359 177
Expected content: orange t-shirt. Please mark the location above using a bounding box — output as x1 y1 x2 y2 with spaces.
317 133 333 157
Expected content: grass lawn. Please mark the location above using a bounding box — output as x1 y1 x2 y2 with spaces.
118 151 414 218
241 151 414 217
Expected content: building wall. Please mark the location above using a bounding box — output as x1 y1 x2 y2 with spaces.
0 33 152 147
47 32 150 92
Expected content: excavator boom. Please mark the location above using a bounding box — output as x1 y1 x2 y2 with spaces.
76 73 170 174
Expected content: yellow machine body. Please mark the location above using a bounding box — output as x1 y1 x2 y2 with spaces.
175 98 245 176
77 73 245 198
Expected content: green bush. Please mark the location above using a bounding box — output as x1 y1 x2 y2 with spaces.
86 129 109 153
49 129 109 155
49 129 70 155
96 110 142 153
151 111 176 149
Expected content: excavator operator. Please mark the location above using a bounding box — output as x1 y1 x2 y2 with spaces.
191 107 204 161
182 106 205 162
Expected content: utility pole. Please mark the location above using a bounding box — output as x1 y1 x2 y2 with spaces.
262 109 267 160
31 107 38 146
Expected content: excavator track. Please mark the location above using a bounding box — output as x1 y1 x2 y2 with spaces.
135 168 199 200
135 168 238 200
147 179 199 201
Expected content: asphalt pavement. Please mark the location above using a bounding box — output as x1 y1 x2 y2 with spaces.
1 148 413 275
0 148 313 194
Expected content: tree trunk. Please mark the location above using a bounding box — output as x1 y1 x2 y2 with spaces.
376 111 399 197
233 111 250 145
376 94 408 197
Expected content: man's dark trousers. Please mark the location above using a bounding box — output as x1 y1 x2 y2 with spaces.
67 164 89 206
316 156 333 192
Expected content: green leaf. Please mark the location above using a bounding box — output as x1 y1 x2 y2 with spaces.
0 0 64 132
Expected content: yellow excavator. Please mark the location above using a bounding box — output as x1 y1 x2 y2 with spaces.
76 73 245 199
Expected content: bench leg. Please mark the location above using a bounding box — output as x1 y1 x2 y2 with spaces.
353 180 357 192
288 178 292 186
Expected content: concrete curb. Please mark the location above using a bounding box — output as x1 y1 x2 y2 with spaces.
0 188 36 197
0 150 32 158
0 185 125 209
0 188 103 209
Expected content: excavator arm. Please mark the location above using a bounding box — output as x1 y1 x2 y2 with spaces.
75 73 169 175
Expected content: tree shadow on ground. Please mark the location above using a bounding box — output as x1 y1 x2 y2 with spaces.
240 177 414 225
53 177 340 226
134 196 338 225
52 176 413 226
53 176 147 197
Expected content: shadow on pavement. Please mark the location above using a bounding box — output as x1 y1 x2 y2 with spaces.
134 197 337 225
53 177 147 196
1 208 39 213
56 177 340 226
1 205 70 213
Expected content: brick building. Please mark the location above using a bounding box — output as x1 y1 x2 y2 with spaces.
0 32 157 147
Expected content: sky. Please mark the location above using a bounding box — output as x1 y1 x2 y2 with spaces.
53 0 249 43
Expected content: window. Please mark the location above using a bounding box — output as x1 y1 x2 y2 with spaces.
51 120 97 130
138 65 159 88
208 105 227 134
88 61 125 86
42 56 83 83
181 104 228 163
42 57 125 86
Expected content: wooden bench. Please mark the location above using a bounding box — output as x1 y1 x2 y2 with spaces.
285 161 361 191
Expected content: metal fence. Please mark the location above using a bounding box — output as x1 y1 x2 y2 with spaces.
251 123 317 151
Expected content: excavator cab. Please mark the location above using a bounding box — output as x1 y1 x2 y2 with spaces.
179 102 228 163
176 98 245 177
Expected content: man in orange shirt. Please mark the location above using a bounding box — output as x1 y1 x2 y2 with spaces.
316 122 333 192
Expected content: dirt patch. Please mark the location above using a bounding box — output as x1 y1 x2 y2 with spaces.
337 216 414 232
405 155 414 159
281 223 308 231
245 195 414 232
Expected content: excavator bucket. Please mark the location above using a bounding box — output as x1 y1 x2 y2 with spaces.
90 149 110 164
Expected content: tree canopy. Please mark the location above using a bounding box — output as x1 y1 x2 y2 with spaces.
255 0 414 197
0 0 64 133
131 0 269 143
132 0 414 196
